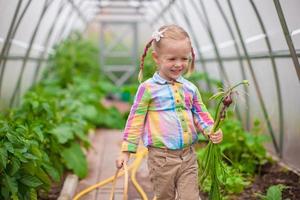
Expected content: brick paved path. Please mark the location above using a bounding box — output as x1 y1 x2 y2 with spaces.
75 129 154 200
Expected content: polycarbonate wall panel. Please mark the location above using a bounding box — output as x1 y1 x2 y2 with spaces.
0 1 17 44
1 0 299 169
52 4 76 43
281 0 300 50
275 58 300 168
222 60 249 124
151 0 300 169
0 61 21 108
0 0 54 108
249 59 280 133
0 0 90 109
248 1 290 51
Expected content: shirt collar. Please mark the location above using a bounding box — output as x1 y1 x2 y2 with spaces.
153 71 184 84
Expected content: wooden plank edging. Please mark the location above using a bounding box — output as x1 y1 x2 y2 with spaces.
57 129 96 200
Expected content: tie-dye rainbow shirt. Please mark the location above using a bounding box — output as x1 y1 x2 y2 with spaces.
121 72 214 152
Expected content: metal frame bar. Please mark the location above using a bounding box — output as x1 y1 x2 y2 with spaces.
0 0 30 97
199 49 300 62
273 0 300 81
53 3 76 43
227 0 280 154
154 1 168 25
100 22 138 86
0 0 22 67
200 0 246 122
197 0 230 85
61 0 88 40
32 0 67 85
150 0 175 26
67 0 88 23
0 55 47 62
10 0 54 107
103 26 133 54
165 2 177 23
249 0 284 157
176 0 213 93
214 0 249 129
2 49 297 62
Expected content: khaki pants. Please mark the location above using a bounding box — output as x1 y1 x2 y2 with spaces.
147 146 200 200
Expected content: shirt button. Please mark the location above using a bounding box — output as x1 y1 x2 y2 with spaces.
176 99 180 103
175 90 178 93
181 119 184 121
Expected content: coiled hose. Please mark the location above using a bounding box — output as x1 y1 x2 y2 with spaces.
73 148 156 200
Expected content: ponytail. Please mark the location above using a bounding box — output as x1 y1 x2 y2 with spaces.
138 39 154 83
186 46 195 77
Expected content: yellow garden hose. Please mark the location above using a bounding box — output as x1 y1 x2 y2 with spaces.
73 148 154 200
130 149 148 200
109 162 128 200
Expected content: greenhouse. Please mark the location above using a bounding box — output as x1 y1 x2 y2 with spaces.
0 0 300 199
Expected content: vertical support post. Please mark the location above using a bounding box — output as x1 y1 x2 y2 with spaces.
273 0 300 81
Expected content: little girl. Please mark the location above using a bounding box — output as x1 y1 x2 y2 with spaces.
116 24 223 200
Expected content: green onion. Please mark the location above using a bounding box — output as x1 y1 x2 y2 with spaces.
200 80 249 200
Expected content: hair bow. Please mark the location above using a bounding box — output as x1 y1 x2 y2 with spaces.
151 29 166 42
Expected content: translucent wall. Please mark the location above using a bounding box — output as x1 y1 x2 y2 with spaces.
0 0 88 109
1 0 299 170
148 0 300 169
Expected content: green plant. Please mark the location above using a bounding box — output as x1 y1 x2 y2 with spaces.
44 32 101 87
197 148 250 196
220 117 270 175
198 114 270 198
256 184 287 200
0 33 126 199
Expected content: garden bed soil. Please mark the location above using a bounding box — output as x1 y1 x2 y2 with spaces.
39 181 64 200
237 162 300 200
200 162 300 200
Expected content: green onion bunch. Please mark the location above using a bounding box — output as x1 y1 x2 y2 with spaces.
200 80 249 200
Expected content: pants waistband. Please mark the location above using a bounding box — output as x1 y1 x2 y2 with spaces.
147 145 194 157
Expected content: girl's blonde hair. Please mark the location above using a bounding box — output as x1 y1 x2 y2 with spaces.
138 24 195 82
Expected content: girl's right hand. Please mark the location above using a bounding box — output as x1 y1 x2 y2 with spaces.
209 129 223 144
116 151 130 169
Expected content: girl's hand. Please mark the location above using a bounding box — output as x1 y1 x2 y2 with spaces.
209 129 223 144
116 151 130 169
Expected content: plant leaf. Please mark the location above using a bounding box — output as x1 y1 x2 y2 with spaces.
61 143 87 178
20 175 43 188
49 124 74 144
209 91 225 101
33 125 44 142
30 188 38 200
0 147 7 169
266 184 286 200
8 158 20 176
4 174 18 194
42 163 60 182
35 168 51 189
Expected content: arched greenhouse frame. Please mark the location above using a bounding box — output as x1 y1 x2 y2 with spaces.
0 0 299 199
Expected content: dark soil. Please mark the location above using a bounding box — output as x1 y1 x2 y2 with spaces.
237 162 300 200
38 183 62 200
200 162 300 200
38 175 66 200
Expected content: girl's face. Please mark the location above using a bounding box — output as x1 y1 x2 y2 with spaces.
152 38 191 81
